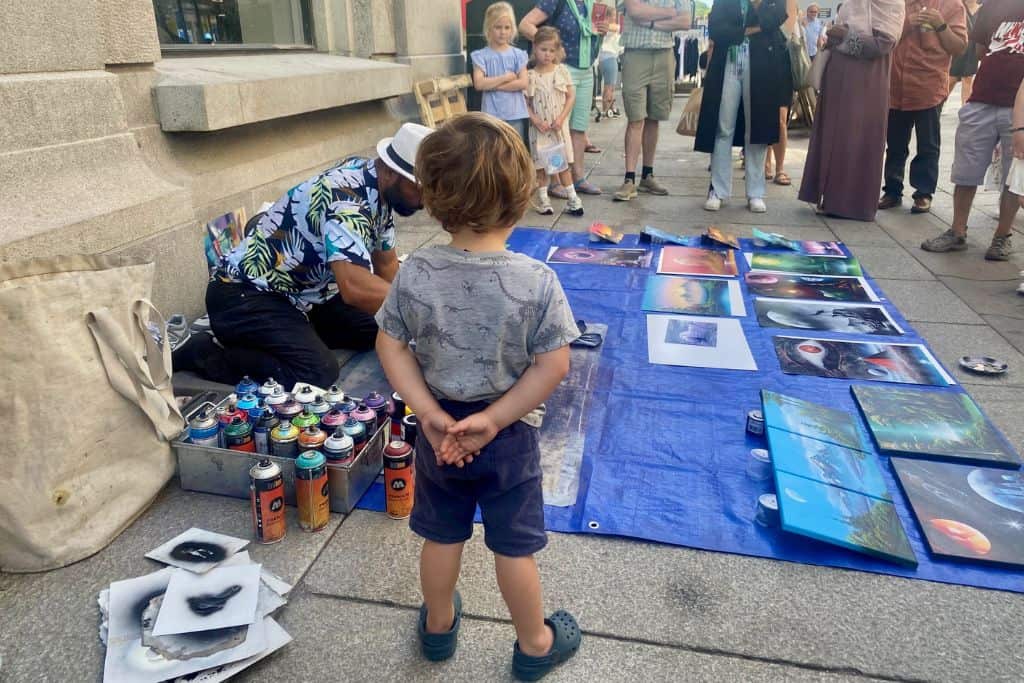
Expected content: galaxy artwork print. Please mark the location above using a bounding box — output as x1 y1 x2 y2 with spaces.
892 459 1024 567
744 272 878 302
773 337 954 386
546 246 652 268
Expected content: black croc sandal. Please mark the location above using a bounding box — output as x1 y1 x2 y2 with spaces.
511 610 582 681
418 591 462 661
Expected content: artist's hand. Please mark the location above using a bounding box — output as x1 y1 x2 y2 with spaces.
444 412 500 463
912 7 944 29
1014 130 1024 160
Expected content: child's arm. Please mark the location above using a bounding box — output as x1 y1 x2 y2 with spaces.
554 82 575 130
442 346 570 461
473 65 516 91
495 66 529 92
526 94 549 133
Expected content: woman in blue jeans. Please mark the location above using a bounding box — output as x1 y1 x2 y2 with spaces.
694 0 790 213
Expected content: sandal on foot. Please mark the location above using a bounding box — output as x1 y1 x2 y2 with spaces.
512 610 582 681
548 184 569 200
418 591 462 661
584 144 602 153
774 172 791 186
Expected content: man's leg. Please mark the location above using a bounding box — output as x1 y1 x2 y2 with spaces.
308 294 379 352
881 108 913 203
637 48 673 195
909 106 941 207
624 120 644 174
641 119 660 168
616 49 647 201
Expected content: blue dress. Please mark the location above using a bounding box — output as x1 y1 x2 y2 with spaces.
471 45 529 121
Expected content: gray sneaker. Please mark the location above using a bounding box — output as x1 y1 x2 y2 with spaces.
921 229 967 253
638 175 669 195
985 234 1013 261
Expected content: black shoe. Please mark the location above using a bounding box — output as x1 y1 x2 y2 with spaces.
878 195 902 211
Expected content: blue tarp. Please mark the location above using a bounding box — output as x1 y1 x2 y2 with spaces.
356 228 1024 593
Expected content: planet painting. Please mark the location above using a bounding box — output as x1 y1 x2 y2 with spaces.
892 458 1024 567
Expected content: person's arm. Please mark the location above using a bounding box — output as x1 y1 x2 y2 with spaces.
624 0 681 23
473 65 516 91
832 25 898 59
912 7 967 57
653 14 692 31
555 79 575 129
526 89 550 132
1013 80 1024 160
371 248 398 283
746 0 787 36
496 66 529 91
330 260 390 314
519 6 550 41
708 0 744 46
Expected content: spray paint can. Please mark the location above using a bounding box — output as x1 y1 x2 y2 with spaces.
269 421 300 459
364 391 389 432
246 398 268 422
755 493 780 527
298 425 327 453
295 450 331 532
390 392 406 438
342 416 367 454
402 414 418 447
320 408 347 434
337 397 357 416
352 402 377 441
236 392 259 414
189 409 220 448
274 399 302 424
265 386 289 411
746 409 765 437
224 416 256 452
323 430 355 466
324 384 346 407
747 448 773 483
309 396 332 422
294 385 318 407
236 375 259 397
253 410 279 455
384 440 415 519
250 458 286 544
217 399 246 448
259 377 282 399
292 408 319 431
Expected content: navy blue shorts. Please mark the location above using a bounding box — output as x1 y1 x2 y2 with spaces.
409 399 547 557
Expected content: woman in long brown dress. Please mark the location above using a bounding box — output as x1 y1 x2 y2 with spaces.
798 0 906 221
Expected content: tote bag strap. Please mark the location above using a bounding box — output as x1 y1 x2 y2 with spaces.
87 299 184 441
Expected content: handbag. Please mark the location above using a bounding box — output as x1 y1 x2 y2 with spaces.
676 86 703 137
805 48 830 91
0 254 182 572
789 27 812 90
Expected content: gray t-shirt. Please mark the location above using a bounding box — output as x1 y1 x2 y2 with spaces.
375 246 579 427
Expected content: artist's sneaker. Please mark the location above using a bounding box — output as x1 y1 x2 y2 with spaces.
613 180 638 202
703 192 722 211
921 229 967 253
985 234 1012 261
566 195 584 217
638 175 669 196
748 197 767 213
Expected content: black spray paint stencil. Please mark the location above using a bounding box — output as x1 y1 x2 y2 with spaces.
152 564 261 637
146 528 249 574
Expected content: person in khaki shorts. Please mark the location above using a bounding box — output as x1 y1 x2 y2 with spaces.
614 0 691 201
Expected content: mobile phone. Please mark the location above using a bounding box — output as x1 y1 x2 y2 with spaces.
592 3 608 25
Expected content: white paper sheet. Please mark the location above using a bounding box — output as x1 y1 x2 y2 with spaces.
646 315 758 371
152 564 261 637
146 528 249 574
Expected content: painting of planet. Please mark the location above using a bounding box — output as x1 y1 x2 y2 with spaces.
773 337 955 386
891 458 1024 567
852 385 1020 468
775 471 916 566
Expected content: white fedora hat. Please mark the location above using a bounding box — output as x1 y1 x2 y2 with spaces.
377 122 433 183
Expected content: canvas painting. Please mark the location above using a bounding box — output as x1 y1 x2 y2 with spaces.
744 272 879 302
547 246 652 268
760 389 869 451
773 337 955 386
646 315 757 370
852 385 1020 467
658 246 739 277
640 225 703 246
642 275 747 317
766 427 890 500
775 471 917 566
705 226 740 249
588 221 624 244
752 229 845 256
754 299 903 336
892 458 1024 567
748 252 863 277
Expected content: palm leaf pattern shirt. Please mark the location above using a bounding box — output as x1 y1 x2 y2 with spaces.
217 157 395 311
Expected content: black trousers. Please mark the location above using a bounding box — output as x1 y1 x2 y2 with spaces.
195 280 378 389
882 106 941 199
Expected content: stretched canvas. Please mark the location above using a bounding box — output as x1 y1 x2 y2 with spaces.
705 226 740 249
766 427 890 500
744 272 879 302
646 315 757 370
547 246 652 268
776 471 917 566
852 385 1020 467
658 246 738 277
642 275 747 317
748 252 863 277
760 389 868 451
752 228 846 256
754 299 903 336
773 337 955 386
892 458 1024 567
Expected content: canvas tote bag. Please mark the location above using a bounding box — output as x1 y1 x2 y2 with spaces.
0 254 183 572
676 86 703 136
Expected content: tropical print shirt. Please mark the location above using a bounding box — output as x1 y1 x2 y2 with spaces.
217 157 395 311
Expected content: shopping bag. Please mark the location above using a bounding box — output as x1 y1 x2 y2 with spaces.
676 87 703 137
537 141 570 175
0 254 182 572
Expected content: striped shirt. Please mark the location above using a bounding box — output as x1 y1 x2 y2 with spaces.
621 0 685 50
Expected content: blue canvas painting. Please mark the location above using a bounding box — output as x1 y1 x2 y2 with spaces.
775 471 917 566
766 427 891 501
760 390 869 452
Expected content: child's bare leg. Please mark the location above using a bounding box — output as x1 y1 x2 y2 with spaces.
557 169 574 189
495 553 554 656
536 169 548 189
421 540 464 633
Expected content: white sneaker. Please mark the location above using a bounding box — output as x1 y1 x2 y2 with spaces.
748 197 767 213
704 193 722 211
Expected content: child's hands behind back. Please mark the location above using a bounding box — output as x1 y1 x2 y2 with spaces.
444 413 501 463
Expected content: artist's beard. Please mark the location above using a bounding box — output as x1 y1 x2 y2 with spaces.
383 183 420 217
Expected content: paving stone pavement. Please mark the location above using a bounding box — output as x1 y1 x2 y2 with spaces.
3 91 1024 683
